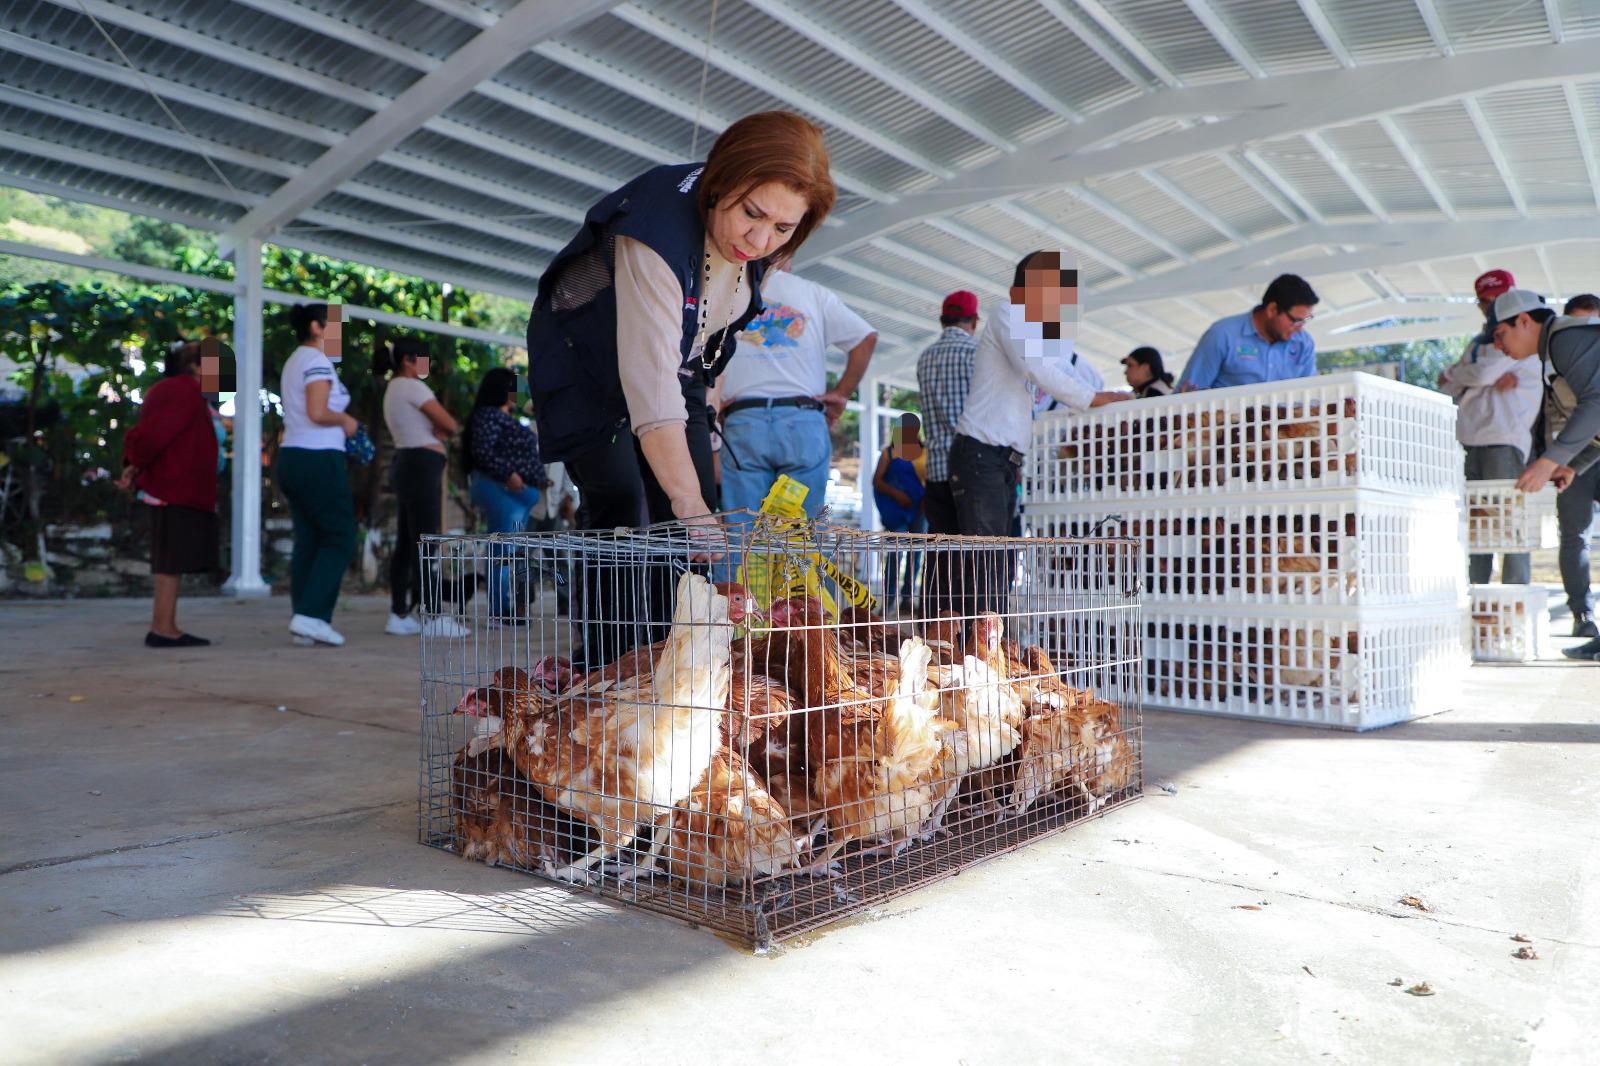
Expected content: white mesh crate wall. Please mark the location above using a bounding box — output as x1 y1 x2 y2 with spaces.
1025 491 1466 608
1140 604 1470 730
1465 481 1559 552
1028 372 1462 505
1469 584 1552 663
415 520 1143 950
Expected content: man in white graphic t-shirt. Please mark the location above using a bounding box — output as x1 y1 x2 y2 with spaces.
717 264 877 517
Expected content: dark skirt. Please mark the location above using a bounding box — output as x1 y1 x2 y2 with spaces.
149 503 217 576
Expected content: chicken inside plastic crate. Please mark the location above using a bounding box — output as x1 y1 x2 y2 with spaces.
1139 606 1469 729
1026 493 1464 608
1469 585 1551 662
1465 481 1559 552
1029 373 1460 503
417 519 1143 949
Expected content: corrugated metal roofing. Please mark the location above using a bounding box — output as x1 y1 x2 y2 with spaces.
0 0 1597 378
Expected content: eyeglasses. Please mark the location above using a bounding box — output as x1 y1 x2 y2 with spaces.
1283 310 1314 326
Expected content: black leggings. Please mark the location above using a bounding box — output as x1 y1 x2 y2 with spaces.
390 447 445 617
563 381 717 666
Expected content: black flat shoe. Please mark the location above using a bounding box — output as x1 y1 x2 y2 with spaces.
145 632 211 648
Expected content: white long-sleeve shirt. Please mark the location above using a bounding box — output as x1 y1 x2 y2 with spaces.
955 298 1094 453
1439 331 1541 458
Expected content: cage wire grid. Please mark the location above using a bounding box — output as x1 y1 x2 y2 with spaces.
417 515 1142 949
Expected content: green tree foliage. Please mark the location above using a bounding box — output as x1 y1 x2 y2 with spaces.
1317 335 1468 391
1 233 524 561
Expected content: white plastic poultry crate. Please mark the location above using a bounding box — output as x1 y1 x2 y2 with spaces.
1468 584 1551 662
1025 491 1465 608
1027 372 1462 505
1140 603 1469 730
1465 481 1558 552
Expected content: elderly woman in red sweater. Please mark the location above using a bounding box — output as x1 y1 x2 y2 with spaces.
118 340 223 647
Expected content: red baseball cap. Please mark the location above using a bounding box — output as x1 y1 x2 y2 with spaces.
1474 269 1515 300
941 290 979 318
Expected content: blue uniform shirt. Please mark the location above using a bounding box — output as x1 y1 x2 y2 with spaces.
1178 310 1317 390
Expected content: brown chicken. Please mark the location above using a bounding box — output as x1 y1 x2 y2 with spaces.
460 572 734 881
638 748 808 887
797 625 948 867
1007 644 1133 815
922 615 1026 835
451 748 592 873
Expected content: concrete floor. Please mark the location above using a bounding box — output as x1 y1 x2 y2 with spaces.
1 594 1596 1065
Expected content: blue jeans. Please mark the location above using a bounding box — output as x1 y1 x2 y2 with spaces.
470 472 541 615
1557 459 1600 616
720 405 832 519
883 512 927 605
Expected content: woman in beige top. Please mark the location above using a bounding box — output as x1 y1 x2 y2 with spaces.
527 111 836 664
377 336 463 638
529 111 837 534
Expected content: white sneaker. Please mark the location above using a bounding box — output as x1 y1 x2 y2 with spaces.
421 615 470 638
289 614 345 647
385 612 423 636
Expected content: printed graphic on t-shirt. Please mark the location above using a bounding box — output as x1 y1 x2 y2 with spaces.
736 303 807 356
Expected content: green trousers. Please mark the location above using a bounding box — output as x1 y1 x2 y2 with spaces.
275 447 355 623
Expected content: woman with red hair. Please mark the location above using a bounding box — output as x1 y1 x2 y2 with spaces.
527 110 836 662
528 111 836 532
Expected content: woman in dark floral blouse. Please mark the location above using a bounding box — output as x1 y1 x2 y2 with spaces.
463 367 545 617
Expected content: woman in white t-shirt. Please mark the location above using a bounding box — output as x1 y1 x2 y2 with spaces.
377 336 463 638
275 303 359 647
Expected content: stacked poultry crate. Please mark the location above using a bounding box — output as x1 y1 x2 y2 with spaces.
1025 371 1470 730
417 517 1141 950
1464 480 1558 662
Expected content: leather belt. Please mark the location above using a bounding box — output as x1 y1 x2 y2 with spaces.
723 395 825 416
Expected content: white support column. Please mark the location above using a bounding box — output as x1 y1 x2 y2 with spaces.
857 376 881 532
224 238 269 597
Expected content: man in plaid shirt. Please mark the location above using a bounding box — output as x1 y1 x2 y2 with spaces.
917 291 980 536
917 292 979 618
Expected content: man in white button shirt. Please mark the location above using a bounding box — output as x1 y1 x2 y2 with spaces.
947 251 1127 613
1437 269 1541 586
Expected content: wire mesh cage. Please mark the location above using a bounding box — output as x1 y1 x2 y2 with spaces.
417 515 1142 950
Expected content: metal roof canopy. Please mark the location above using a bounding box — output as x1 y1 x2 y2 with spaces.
4 0 1600 379
6 0 1600 568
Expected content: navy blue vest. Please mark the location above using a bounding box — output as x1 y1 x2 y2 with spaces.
526 163 769 462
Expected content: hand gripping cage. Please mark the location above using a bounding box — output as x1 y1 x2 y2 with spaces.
417 515 1142 950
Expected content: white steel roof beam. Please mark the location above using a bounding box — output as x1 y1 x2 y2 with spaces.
1071 0 1183 88
1183 0 1267 79
870 239 1007 301
1303 131 1391 221
1068 187 1195 262
1565 84 1600 212
1375 115 1457 220
0 86 569 253
1295 0 1354 68
883 0 1083 121
1139 168 1245 244
744 0 1015 152
798 41 1600 264
611 3 954 179
1462 96 1529 216
1241 149 1327 225
1544 0 1566 43
1419 261 1452 298
12 9 608 210
1095 219 1600 309
925 217 1028 268
991 201 1139 279
1413 0 1454 56
1535 245 1562 298
1034 0 1154 90
530 40 893 203
1218 152 1302 224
